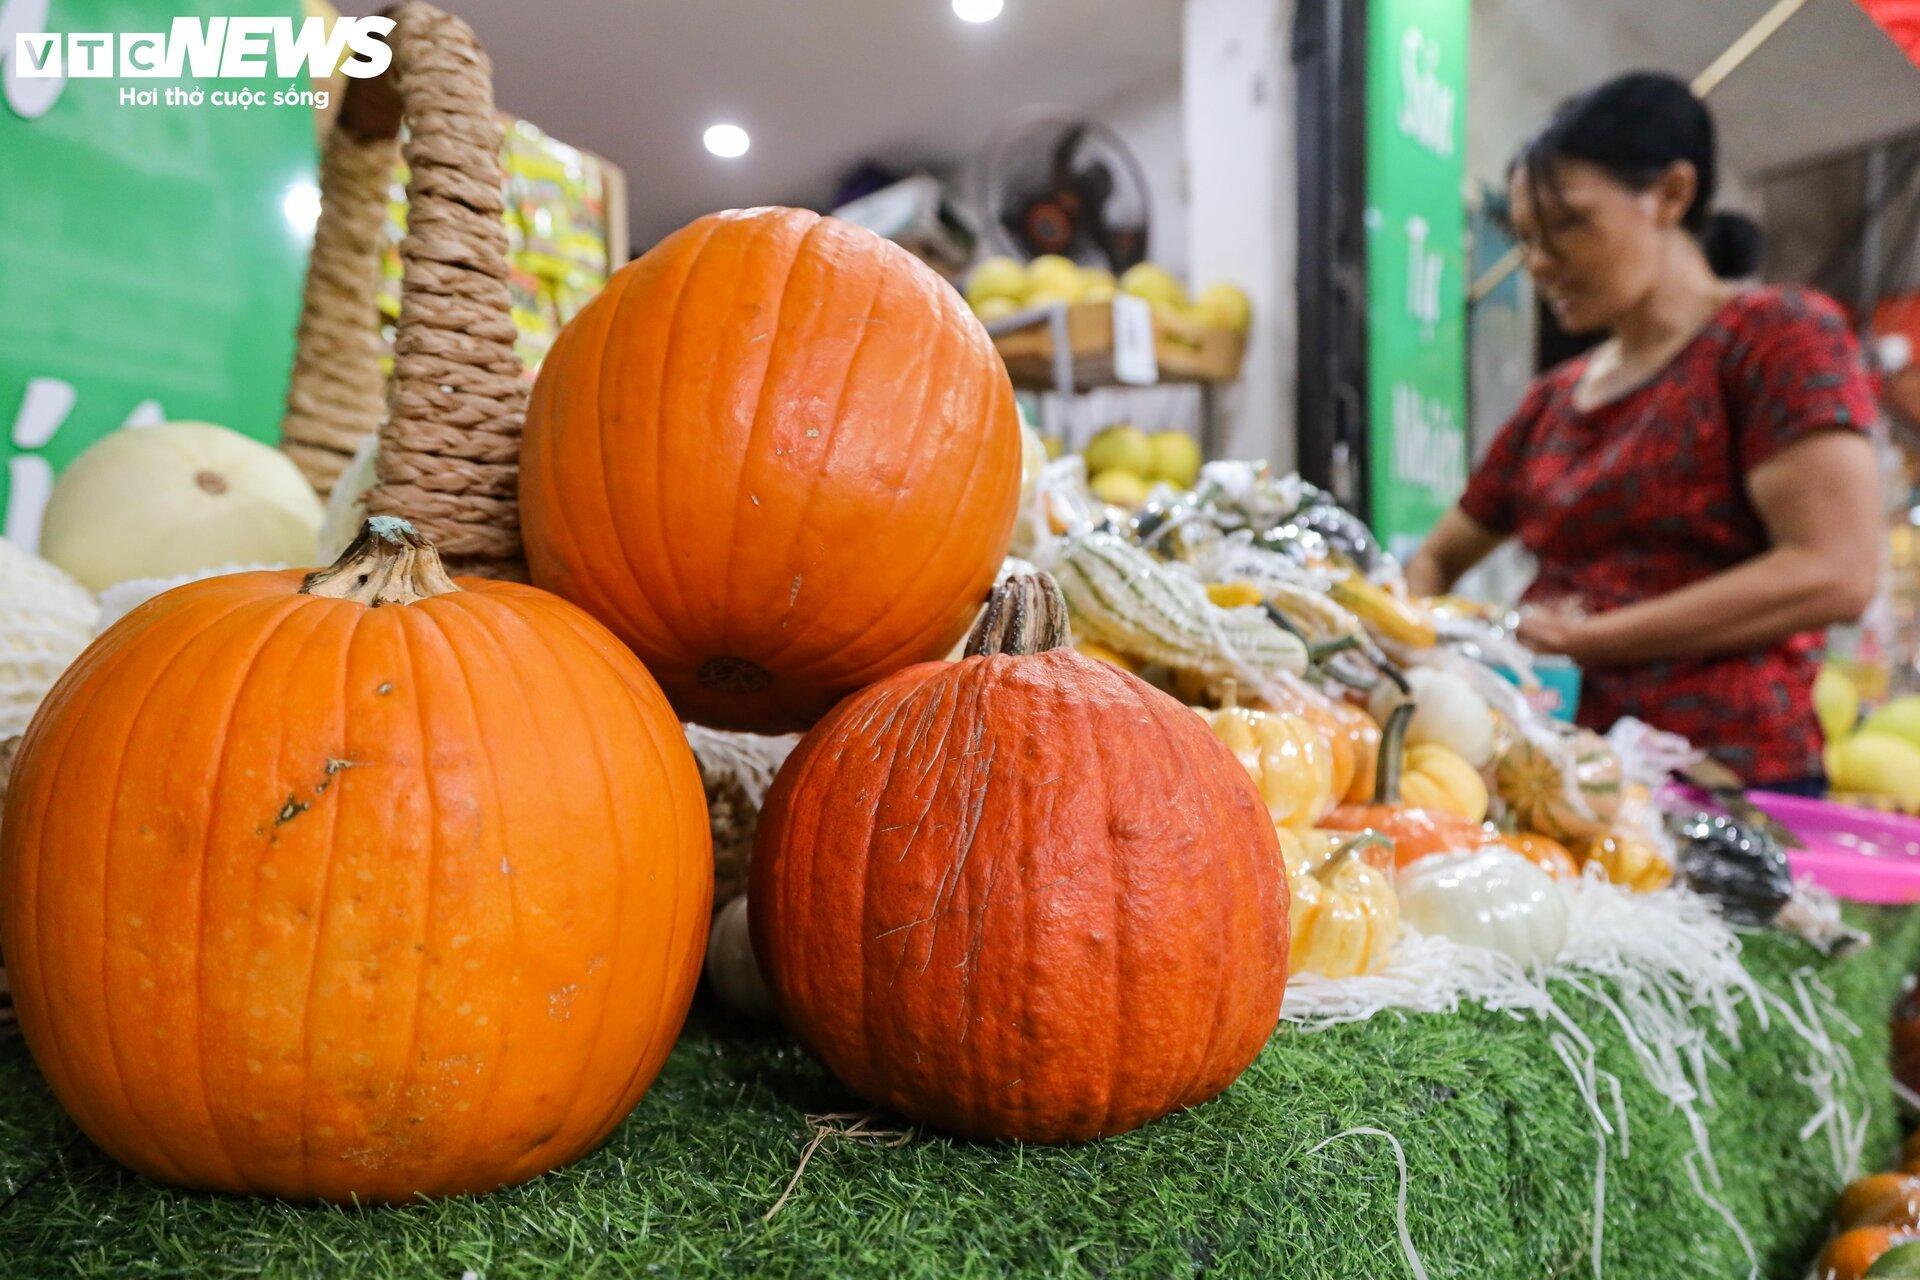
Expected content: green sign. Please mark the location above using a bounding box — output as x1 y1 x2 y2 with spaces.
1364 0 1469 559
0 0 316 549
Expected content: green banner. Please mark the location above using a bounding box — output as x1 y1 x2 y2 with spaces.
0 0 316 548
1364 0 1470 559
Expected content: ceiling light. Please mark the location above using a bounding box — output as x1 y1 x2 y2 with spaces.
953 0 1003 23
703 123 750 159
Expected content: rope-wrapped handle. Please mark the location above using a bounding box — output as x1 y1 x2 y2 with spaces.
279 2 525 578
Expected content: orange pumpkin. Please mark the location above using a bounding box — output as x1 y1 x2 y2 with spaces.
1838 1172 1920 1231
751 572 1289 1143
1329 697 1382 803
521 207 1023 731
1322 706 1491 869
0 520 712 1202
1818 1227 1920 1280
1499 832 1580 880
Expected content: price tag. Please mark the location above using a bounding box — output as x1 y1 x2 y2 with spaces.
1110 294 1159 386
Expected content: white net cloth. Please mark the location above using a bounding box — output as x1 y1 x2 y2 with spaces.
0 540 99 738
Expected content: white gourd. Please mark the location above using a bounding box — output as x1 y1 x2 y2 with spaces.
38 421 325 591
705 895 776 1020
1397 846 1568 967
1370 667 1496 768
0 539 99 736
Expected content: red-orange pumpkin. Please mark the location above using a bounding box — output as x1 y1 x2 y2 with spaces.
520 206 1023 732
0 519 712 1202
750 572 1289 1143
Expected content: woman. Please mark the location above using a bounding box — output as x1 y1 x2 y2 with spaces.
1405 73 1882 789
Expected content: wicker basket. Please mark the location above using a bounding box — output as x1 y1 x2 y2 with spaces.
274 4 795 910
279 1 526 579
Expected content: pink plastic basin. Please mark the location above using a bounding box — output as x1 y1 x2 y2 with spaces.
1664 784 1920 904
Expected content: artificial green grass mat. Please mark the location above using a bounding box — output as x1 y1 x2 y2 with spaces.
2 909 1917 1279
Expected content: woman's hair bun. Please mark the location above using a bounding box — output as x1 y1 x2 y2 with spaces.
1701 211 1763 279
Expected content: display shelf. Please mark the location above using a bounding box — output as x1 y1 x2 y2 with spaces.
1 908 1912 1279
987 300 1247 391
986 300 1245 460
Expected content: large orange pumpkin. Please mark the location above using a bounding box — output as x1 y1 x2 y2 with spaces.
751 572 1289 1143
0 519 712 1202
521 207 1023 731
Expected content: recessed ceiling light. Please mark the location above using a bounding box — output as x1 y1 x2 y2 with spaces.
953 0 1003 23
703 123 750 159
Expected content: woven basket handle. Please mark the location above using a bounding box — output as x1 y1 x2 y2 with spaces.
279 2 525 577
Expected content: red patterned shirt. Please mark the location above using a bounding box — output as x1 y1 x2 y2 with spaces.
1459 287 1878 786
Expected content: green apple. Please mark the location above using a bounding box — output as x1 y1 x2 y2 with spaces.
1193 281 1252 333
1118 261 1187 309
1862 694 1920 749
965 256 1026 307
1083 424 1153 476
1089 468 1151 509
1148 430 1202 487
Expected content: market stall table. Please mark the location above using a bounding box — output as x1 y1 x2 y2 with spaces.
0 907 1913 1279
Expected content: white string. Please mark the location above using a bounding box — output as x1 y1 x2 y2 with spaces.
1686 1151 1759 1280
1306 1127 1431 1280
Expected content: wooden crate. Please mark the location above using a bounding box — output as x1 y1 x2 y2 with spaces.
989 301 1246 391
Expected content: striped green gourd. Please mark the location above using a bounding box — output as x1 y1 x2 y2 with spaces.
1054 532 1308 684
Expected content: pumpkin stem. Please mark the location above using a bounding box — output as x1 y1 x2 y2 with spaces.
300 516 460 606
964 571 1070 658
1306 635 1363 663
1318 832 1392 878
1371 702 1414 806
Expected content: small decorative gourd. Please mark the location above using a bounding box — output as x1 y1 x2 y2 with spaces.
1495 726 1623 843
752 570 1289 1143
1327 576 1438 648
1054 531 1309 688
0 540 98 737
705 895 775 1020
1397 846 1568 967
1398 741 1490 824
1576 829 1674 893
1368 667 1496 768
1322 705 1490 868
1816 1228 1920 1280
37 422 325 591
1497 831 1579 880
1837 1172 1920 1231
1278 830 1398 978
1201 691 1337 829
1330 697 1382 803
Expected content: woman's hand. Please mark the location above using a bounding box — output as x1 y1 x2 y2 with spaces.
1516 602 1591 658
